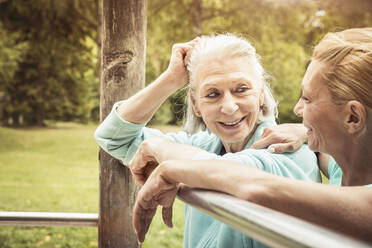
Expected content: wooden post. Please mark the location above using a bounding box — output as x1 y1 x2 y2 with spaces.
99 0 146 247
193 0 202 36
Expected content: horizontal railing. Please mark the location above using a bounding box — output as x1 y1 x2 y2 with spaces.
177 187 372 248
0 212 98 227
1 188 371 248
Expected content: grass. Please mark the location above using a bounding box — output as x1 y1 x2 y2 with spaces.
0 123 184 248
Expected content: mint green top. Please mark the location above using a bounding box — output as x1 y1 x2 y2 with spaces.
94 101 321 248
328 157 343 186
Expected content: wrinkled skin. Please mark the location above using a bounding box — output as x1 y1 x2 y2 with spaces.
251 123 308 153
132 164 178 243
128 137 165 186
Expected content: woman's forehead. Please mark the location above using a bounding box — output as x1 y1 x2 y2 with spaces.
302 61 325 93
194 56 262 88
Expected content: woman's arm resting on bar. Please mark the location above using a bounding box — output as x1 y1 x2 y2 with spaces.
134 159 372 243
128 136 202 185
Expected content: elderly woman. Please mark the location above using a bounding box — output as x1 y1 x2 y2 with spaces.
95 34 320 247
132 28 372 243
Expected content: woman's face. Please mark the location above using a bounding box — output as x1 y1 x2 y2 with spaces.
191 56 264 151
294 61 345 153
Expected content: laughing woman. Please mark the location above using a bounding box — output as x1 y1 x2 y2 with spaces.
94 34 320 247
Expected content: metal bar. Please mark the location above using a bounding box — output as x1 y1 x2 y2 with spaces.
177 187 372 248
0 212 98 227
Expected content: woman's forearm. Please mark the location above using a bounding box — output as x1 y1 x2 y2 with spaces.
160 160 277 200
261 179 372 242
116 72 180 124
160 159 372 242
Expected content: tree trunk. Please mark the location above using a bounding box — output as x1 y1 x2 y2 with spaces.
99 0 146 247
193 0 203 36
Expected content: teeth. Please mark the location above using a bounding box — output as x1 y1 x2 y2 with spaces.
223 119 241 126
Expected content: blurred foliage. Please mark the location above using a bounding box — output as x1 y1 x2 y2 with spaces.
147 0 372 125
0 0 372 126
0 0 100 126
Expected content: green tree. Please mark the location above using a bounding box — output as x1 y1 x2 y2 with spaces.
146 0 372 125
0 0 99 126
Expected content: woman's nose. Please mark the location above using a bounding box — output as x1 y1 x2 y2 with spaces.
221 94 239 115
294 99 304 117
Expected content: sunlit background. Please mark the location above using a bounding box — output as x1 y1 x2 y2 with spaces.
0 0 371 247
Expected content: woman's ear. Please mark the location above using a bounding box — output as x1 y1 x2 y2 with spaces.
259 89 264 107
344 101 366 134
189 89 201 117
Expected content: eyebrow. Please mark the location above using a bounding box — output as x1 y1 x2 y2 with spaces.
201 75 254 88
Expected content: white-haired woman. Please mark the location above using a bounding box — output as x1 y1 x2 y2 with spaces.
131 28 372 243
95 34 320 247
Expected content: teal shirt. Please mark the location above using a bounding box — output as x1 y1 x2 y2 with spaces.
94 101 321 248
328 157 343 186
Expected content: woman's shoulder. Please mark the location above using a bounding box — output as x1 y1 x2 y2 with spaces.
177 130 221 152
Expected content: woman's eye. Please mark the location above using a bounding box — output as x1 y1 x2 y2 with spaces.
300 95 309 102
206 92 220 98
236 87 249 93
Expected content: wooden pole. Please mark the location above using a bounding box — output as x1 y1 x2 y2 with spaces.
99 0 146 247
193 0 202 36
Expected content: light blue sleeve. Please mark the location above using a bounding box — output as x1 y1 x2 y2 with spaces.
94 101 215 165
193 145 320 182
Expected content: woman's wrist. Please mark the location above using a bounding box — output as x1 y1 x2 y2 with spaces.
161 69 188 91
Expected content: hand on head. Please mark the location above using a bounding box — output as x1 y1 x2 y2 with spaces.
165 37 200 89
251 123 308 153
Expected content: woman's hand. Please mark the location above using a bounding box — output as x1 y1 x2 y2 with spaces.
132 163 178 243
129 137 202 185
251 123 308 153
164 37 199 89
128 137 166 185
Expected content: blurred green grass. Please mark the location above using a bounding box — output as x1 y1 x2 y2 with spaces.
0 123 184 248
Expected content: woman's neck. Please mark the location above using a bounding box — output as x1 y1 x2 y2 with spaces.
332 138 372 186
222 126 257 153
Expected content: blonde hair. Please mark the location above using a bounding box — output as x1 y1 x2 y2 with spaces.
313 28 372 108
183 34 277 134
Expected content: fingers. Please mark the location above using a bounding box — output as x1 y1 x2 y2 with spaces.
172 37 200 64
250 136 272 149
162 207 173 228
184 37 200 63
129 145 159 185
267 143 296 154
133 198 157 243
251 134 281 149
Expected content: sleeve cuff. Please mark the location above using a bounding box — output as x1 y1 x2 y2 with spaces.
110 100 147 129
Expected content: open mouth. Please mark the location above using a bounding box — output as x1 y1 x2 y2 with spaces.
219 116 246 128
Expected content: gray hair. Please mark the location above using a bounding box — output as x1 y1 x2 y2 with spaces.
183 34 278 134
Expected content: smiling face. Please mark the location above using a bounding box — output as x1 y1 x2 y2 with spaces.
294 61 346 154
191 56 264 152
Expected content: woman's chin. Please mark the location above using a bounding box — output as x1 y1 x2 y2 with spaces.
307 139 320 152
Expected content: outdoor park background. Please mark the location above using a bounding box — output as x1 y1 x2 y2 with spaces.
0 0 371 247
